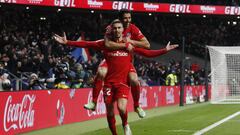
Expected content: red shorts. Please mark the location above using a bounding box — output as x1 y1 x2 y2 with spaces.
98 59 136 73
103 83 130 104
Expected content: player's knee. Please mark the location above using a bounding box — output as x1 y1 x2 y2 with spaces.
130 78 140 86
97 68 107 80
117 103 126 113
118 106 126 114
129 73 139 86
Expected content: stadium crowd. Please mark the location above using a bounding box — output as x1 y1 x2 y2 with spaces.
2 6 232 91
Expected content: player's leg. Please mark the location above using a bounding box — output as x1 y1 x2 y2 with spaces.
106 103 117 135
129 64 146 118
117 98 128 127
117 98 132 135
104 85 117 135
84 60 108 111
92 66 108 103
116 85 132 135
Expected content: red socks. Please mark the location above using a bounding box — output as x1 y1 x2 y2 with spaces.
119 110 128 127
107 114 117 135
131 85 140 108
92 78 103 103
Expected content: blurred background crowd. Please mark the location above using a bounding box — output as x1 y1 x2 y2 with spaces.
2 2 238 91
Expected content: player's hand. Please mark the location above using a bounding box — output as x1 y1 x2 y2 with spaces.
76 36 82 41
127 44 134 52
165 41 179 51
53 32 67 45
123 36 133 44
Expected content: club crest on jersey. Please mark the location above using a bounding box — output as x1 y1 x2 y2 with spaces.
108 51 128 56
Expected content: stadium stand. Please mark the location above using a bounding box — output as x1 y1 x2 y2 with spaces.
3 5 233 90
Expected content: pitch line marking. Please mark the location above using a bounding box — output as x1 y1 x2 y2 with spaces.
193 111 240 135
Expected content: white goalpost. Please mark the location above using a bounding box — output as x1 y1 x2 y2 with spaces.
208 46 240 104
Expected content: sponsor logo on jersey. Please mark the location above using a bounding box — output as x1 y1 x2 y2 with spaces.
108 51 128 57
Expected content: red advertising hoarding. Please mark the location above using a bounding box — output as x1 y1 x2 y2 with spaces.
1 0 240 15
0 86 210 135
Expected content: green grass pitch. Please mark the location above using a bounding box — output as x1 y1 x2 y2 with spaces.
21 103 240 135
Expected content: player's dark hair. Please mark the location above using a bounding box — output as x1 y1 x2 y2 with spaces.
118 9 131 20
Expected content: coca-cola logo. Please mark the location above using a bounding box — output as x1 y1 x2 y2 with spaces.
87 91 106 117
200 6 216 13
143 3 159 11
4 95 36 132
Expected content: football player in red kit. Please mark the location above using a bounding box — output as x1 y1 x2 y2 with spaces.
54 19 178 135
85 10 151 118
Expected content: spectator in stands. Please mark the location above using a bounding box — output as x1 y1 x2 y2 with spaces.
28 73 46 90
0 73 12 91
165 70 178 86
53 62 73 89
71 63 85 88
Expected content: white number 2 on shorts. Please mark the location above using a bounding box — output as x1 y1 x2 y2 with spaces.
105 88 111 96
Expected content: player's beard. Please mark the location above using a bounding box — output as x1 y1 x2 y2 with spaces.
124 21 130 28
114 32 121 39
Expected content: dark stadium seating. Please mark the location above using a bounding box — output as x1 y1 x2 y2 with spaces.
3 5 232 90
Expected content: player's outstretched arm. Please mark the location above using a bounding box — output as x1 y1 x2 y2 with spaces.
53 33 104 49
134 41 178 58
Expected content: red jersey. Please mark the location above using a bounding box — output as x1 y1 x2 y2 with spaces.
105 23 144 40
104 48 131 84
67 40 167 85
67 40 131 85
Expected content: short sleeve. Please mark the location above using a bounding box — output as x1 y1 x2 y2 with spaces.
131 24 145 40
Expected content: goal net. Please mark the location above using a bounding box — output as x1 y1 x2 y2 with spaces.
208 46 240 104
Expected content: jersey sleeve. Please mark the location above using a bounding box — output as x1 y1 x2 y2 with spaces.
134 47 167 58
131 25 145 40
67 40 104 50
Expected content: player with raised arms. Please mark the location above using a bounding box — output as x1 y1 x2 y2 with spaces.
54 19 178 135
